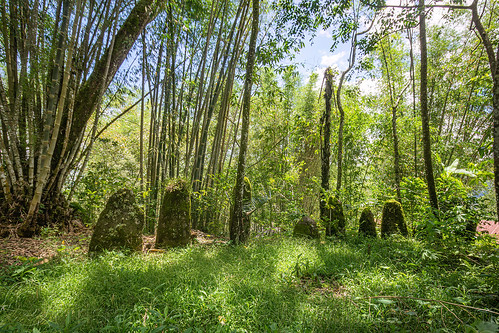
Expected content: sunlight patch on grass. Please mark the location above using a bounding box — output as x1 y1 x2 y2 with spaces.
1 236 497 332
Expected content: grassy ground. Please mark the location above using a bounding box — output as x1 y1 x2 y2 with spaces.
1 235 498 332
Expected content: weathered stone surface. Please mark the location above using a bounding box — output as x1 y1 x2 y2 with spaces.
381 199 408 238
293 215 320 239
155 179 191 248
324 196 346 236
358 207 377 237
88 189 144 254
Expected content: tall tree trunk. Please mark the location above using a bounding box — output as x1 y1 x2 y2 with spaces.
466 0 499 220
407 28 418 178
320 68 333 235
380 41 407 201
390 105 402 201
65 0 156 153
230 0 259 244
0 0 158 235
419 0 439 214
493 75 499 219
140 31 146 195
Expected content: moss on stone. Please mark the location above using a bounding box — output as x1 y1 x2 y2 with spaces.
381 199 408 238
358 207 377 237
88 189 144 255
324 196 345 236
155 179 191 248
293 215 320 239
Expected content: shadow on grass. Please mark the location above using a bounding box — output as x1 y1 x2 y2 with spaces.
0 237 375 332
2 236 493 332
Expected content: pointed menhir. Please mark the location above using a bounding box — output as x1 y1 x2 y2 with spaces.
88 189 144 255
324 196 346 236
381 199 408 238
358 207 377 238
155 179 192 248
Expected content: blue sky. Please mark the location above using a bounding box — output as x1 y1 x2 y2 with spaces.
284 29 350 80
287 31 378 94
282 5 454 94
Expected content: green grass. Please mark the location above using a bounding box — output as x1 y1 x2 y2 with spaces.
1 236 498 332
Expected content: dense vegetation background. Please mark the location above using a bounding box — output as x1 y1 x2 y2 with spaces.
0 0 497 238
0 0 498 331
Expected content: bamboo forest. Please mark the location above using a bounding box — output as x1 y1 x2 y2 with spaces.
1 0 499 331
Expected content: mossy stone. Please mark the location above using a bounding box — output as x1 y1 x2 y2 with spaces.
381 199 408 238
155 179 191 248
88 189 144 255
293 215 320 239
358 207 377 237
324 196 346 236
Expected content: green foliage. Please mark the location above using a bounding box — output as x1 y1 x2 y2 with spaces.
400 176 428 233
422 173 486 244
247 68 308 233
336 86 374 221
193 171 236 235
73 161 135 225
1 237 497 331
402 162 490 245
0 257 42 286
70 101 145 226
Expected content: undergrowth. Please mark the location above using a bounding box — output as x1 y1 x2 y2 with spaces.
0 236 498 332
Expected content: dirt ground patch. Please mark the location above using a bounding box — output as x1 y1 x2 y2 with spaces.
0 230 92 267
0 229 226 268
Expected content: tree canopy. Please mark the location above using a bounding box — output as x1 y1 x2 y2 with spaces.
0 0 497 243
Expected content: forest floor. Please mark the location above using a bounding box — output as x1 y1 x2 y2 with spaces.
1 233 498 332
0 229 224 268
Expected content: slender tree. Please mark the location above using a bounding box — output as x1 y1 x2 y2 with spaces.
320 68 334 233
379 38 410 201
0 0 159 235
230 0 259 244
418 0 439 214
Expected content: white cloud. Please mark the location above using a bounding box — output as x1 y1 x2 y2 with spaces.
318 29 332 38
320 51 348 70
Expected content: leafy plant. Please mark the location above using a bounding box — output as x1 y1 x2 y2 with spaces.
0 257 42 286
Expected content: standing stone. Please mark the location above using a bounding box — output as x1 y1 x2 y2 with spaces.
293 215 320 239
324 196 346 236
155 179 191 248
381 199 408 238
358 207 377 237
88 189 144 255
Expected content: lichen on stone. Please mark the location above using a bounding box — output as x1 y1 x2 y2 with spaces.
88 189 144 255
293 215 320 239
381 199 408 238
324 196 346 236
155 179 191 248
358 207 377 237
